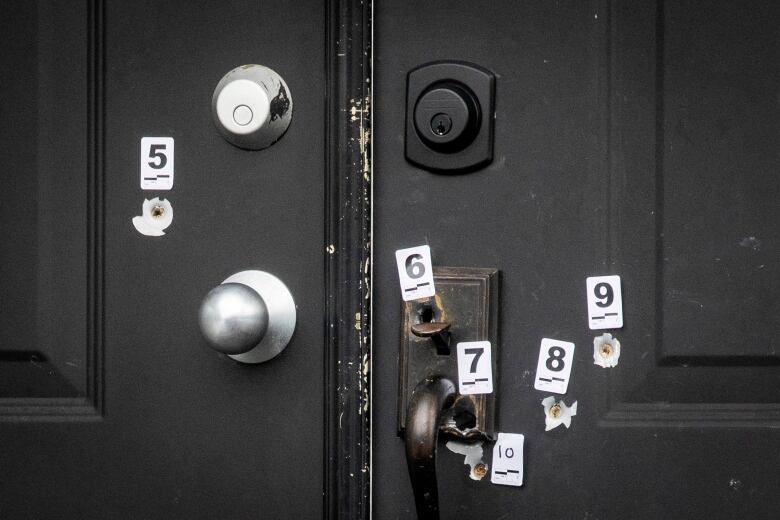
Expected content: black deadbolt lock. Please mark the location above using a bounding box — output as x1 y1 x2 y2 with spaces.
405 61 495 173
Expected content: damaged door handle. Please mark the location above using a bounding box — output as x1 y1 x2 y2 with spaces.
399 267 500 519
405 376 457 520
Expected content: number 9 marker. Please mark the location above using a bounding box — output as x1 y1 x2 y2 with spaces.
586 275 624 330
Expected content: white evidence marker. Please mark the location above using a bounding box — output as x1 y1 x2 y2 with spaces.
140 137 174 190
395 245 435 301
456 341 493 395
586 275 624 330
533 338 575 395
491 433 524 487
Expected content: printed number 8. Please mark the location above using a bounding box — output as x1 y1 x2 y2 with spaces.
545 346 566 372
405 254 425 279
594 282 614 308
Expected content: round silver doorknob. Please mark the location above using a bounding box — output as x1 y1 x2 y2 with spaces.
211 64 293 150
198 270 296 364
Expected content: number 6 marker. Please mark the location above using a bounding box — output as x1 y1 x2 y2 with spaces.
395 245 435 301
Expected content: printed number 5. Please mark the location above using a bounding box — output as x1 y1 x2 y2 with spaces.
464 347 484 373
148 144 168 169
405 254 425 279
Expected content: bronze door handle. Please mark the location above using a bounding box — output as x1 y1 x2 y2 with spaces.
404 376 457 519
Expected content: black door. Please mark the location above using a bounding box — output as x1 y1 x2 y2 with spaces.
373 1 780 518
0 1 328 518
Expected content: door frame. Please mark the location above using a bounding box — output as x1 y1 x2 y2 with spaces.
324 0 372 518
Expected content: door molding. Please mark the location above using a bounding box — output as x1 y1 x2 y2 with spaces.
324 0 372 517
0 0 105 421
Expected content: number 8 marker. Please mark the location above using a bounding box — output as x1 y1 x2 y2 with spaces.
534 338 575 394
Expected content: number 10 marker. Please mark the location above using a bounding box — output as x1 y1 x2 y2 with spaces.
491 433 524 486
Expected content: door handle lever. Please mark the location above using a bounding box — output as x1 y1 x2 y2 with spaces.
411 320 451 355
405 376 457 520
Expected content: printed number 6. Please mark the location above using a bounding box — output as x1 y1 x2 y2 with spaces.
594 282 614 308
148 144 168 169
405 254 425 279
545 346 566 372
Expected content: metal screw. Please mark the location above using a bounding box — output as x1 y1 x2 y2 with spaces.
430 113 452 136
474 463 487 479
151 205 165 218
550 403 562 418
600 342 613 357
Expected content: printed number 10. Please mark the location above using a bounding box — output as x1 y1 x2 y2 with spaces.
497 445 514 459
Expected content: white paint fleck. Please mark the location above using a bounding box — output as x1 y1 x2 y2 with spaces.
132 197 173 236
739 236 761 251
593 333 621 368
445 440 487 480
542 396 577 431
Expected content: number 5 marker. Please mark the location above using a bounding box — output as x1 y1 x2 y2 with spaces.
140 137 174 190
395 245 435 301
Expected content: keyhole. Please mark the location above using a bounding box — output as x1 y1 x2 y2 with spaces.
430 113 452 136
419 304 434 323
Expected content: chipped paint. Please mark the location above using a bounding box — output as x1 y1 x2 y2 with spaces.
542 396 578 431
132 197 173 236
593 333 621 368
446 440 487 481
269 83 291 121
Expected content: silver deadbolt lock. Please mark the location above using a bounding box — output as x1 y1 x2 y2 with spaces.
212 65 293 150
198 270 296 364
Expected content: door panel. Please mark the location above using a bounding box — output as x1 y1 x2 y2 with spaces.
0 1 325 518
1 2 93 402
374 1 779 518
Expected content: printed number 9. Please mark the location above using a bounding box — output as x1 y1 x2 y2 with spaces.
545 346 566 372
405 254 425 279
594 282 614 308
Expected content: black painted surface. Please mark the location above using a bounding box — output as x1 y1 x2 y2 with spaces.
0 1 325 518
374 1 779 518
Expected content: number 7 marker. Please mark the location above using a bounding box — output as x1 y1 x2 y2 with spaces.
456 341 493 395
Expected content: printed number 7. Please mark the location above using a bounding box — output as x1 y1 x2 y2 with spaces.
464 347 484 373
